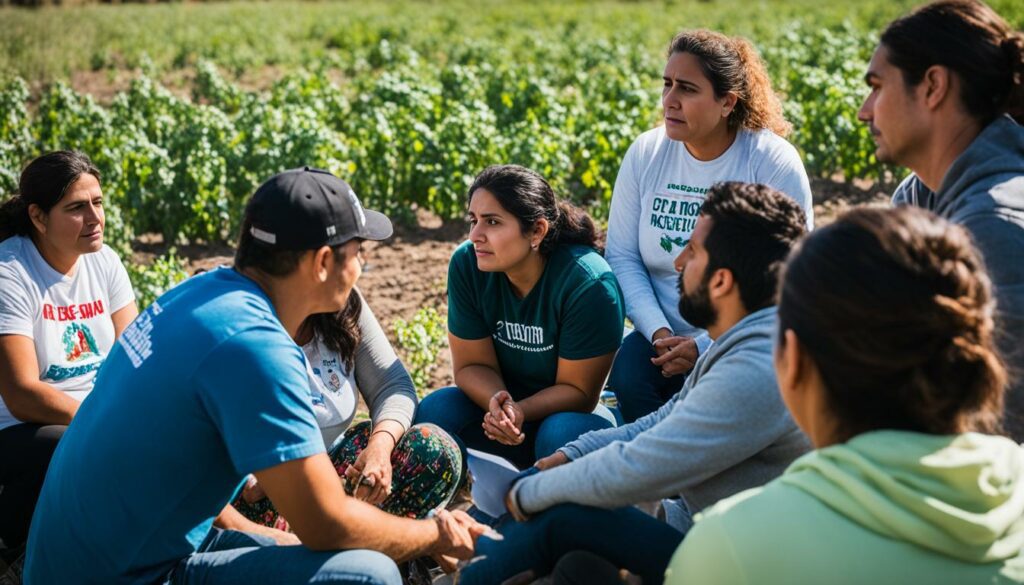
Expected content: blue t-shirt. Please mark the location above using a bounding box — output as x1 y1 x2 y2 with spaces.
24 268 324 584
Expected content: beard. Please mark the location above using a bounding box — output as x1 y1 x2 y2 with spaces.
678 271 717 330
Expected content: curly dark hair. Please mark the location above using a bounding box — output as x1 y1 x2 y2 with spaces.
697 181 807 313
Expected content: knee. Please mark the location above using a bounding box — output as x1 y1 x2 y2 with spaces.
414 386 475 430
537 411 612 457
321 550 401 585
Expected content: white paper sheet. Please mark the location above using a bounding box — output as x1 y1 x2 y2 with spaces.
466 449 521 518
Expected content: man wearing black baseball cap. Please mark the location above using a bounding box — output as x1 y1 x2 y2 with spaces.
25 168 485 584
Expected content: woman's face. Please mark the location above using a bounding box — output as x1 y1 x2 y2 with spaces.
329 239 364 311
661 51 734 144
31 173 105 257
467 188 533 273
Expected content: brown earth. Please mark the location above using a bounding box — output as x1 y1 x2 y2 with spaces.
134 181 891 393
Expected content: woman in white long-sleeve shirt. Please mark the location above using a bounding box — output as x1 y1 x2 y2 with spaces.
605 29 814 422
233 288 464 528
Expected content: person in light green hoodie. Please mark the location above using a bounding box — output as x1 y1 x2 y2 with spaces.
666 205 1024 585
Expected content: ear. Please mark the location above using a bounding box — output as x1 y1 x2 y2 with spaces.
531 217 550 248
720 92 739 118
28 203 47 235
777 329 803 397
310 246 333 283
706 267 734 300
921 65 951 111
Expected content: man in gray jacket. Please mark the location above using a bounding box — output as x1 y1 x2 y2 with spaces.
458 182 811 585
857 0 1024 440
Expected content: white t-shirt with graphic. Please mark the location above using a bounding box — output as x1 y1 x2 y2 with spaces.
302 335 359 448
605 126 813 342
0 236 135 430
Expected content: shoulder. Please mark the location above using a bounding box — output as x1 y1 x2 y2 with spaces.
628 125 672 160
742 128 802 165
448 240 486 288
549 246 622 311
449 240 477 270
551 245 615 284
80 244 126 274
0 236 30 267
0 237 33 285
182 269 285 335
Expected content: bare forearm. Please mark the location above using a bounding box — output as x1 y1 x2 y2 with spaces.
2 382 80 425
309 498 442 561
367 419 405 452
519 384 598 422
453 364 506 411
214 504 260 532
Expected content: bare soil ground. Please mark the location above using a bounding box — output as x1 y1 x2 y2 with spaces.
134 181 891 393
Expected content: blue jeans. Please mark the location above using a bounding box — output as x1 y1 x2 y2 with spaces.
458 504 685 585
606 330 687 423
415 387 614 469
166 528 401 585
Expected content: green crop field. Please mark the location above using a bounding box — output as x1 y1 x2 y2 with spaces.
1 0 1022 308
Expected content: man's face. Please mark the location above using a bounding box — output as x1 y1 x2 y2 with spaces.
858 45 929 166
675 215 718 330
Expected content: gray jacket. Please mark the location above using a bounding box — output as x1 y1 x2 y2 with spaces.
514 307 810 530
893 115 1024 441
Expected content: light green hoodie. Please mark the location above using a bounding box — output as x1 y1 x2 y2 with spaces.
666 431 1024 585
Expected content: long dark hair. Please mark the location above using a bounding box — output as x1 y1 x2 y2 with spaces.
881 0 1024 124
468 164 600 255
0 151 101 242
668 30 791 137
308 290 363 373
778 206 1006 441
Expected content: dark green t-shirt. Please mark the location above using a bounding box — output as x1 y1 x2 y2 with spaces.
447 240 625 399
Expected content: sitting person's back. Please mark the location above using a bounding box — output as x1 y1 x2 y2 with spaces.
668 205 1024 585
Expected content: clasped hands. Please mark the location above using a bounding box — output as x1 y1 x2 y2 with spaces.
651 331 698 377
482 390 526 445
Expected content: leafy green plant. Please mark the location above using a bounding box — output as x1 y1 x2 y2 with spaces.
393 307 447 394
128 249 189 311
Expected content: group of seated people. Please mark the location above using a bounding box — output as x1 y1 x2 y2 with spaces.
0 0 1022 583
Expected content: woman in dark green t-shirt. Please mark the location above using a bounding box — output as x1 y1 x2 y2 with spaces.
415 165 625 469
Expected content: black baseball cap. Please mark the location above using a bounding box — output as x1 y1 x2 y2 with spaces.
245 167 392 250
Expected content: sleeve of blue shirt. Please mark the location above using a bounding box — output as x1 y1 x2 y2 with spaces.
194 326 325 476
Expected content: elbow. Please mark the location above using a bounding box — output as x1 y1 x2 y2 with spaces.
2 389 36 423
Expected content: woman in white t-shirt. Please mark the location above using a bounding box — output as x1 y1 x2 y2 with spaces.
0 151 138 549
605 29 814 422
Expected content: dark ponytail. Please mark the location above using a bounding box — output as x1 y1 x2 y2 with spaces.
468 164 600 255
0 151 101 242
881 0 1024 124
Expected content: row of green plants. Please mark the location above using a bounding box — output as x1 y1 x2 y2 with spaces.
2 25 891 244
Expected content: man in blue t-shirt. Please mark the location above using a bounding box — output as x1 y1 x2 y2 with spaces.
24 168 486 584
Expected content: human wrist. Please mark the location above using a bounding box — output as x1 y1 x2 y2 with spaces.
506 476 532 521
369 427 399 449
651 327 672 343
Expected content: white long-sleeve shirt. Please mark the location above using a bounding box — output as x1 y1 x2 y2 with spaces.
605 126 813 342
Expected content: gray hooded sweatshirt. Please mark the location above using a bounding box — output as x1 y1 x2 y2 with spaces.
514 307 810 531
893 114 1024 442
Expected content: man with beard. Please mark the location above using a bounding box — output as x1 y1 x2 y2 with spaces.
857 0 1024 439
456 182 812 585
